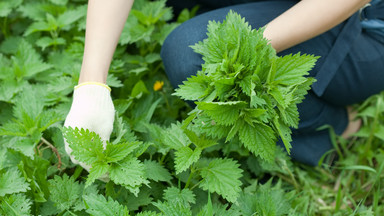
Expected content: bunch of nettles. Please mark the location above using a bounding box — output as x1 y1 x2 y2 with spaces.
175 11 318 162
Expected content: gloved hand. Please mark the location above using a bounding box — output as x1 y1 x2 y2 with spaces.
64 82 115 171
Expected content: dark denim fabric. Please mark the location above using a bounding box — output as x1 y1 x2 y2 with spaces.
160 1 384 166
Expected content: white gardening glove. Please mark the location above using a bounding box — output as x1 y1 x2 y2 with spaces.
64 82 115 172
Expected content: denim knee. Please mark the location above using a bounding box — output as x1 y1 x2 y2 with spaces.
160 21 205 90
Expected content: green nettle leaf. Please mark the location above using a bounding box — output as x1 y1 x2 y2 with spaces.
131 0 172 26
57 7 86 28
174 146 202 174
0 80 22 103
0 85 63 157
0 194 32 216
1 137 36 159
0 148 6 170
36 37 66 50
197 202 240 216
38 109 64 131
274 53 317 86
0 0 23 17
136 211 162 216
163 187 196 206
24 21 52 36
161 123 191 150
143 160 172 182
83 194 130 216
239 122 276 162
374 124 384 141
280 103 300 128
175 11 317 159
105 141 141 163
0 122 27 137
112 115 138 144
152 22 180 45
183 129 217 150
13 85 46 121
192 114 232 139
273 117 292 154
131 80 149 98
0 168 30 197
196 101 247 126
234 181 291 216
121 187 153 211
62 127 104 165
107 73 124 88
86 162 109 187
48 174 82 211
142 123 170 154
199 158 243 203
238 75 253 97
109 155 149 194
12 40 52 79
49 0 69 5
153 201 193 216
120 16 155 45
173 74 209 101
17 2 47 21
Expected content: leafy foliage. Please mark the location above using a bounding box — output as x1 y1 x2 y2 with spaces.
48 174 83 212
0 168 30 197
199 158 243 203
175 11 318 161
62 127 148 194
84 194 130 216
234 180 291 216
0 0 383 215
0 193 32 216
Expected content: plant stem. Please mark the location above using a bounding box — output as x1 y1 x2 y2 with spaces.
41 137 62 169
73 166 83 180
283 162 300 190
184 167 195 189
365 96 383 162
190 181 201 190
159 153 167 165
2 17 9 38
160 91 171 112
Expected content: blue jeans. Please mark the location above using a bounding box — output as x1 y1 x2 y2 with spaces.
160 1 384 165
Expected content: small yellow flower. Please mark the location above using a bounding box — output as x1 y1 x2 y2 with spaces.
153 80 164 91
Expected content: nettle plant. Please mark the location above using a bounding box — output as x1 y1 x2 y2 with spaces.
175 11 318 161
61 11 317 215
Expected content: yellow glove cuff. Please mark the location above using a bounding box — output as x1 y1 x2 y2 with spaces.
75 82 111 92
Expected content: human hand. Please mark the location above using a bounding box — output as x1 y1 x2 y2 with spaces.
63 82 115 171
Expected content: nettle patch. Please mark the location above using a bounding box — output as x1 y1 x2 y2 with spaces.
59 10 316 215
1 0 383 215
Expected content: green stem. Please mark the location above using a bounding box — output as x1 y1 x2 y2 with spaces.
41 137 62 169
105 181 117 199
152 61 163 74
72 166 84 180
2 17 9 38
362 98 381 161
160 91 171 112
190 181 201 190
281 160 300 190
184 167 195 189
159 153 167 165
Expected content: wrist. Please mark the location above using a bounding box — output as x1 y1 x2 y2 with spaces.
78 73 107 84
79 66 108 84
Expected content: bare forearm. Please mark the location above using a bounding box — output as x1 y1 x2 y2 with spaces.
263 0 371 53
79 0 134 84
